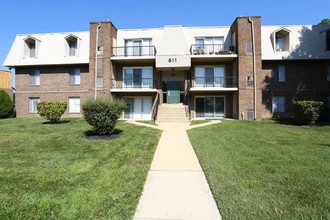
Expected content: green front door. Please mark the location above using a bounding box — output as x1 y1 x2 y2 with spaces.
167 81 180 104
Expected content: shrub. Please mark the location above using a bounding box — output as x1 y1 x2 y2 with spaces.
292 101 323 125
37 101 67 123
0 90 14 118
82 97 126 135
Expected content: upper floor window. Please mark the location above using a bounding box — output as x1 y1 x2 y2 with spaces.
24 36 40 58
194 37 224 54
125 39 152 56
273 96 285 113
327 30 330 51
69 68 80 85
272 65 286 82
123 67 153 88
273 28 290 52
29 70 40 86
195 66 225 87
65 35 79 57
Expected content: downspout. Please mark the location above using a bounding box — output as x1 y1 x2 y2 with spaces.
248 17 257 120
94 22 101 100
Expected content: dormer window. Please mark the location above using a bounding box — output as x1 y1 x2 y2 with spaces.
24 36 40 58
326 30 330 51
65 35 79 57
272 28 290 52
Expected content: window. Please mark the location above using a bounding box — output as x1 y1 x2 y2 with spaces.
247 76 254 86
246 42 253 54
327 65 330 81
273 96 285 113
69 97 80 113
195 67 225 87
195 97 225 118
29 97 40 113
29 70 40 86
125 39 152 56
274 29 290 52
123 67 153 88
246 109 255 120
272 65 286 82
24 37 39 58
97 76 104 87
65 35 79 57
326 96 330 108
69 68 80 85
326 30 330 51
195 37 224 54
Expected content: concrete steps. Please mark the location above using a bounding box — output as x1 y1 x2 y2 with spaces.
156 104 190 123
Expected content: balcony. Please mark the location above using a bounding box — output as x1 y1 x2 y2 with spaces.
190 44 237 61
111 78 157 92
111 46 156 62
190 76 238 91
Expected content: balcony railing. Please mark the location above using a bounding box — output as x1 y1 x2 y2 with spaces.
193 76 237 88
190 44 236 55
111 78 156 89
112 46 156 57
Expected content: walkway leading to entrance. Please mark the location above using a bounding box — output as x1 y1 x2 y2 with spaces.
133 121 222 220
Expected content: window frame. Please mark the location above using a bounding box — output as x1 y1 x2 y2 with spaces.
69 68 81 85
123 67 153 89
69 97 81 113
272 96 286 113
326 30 330 51
29 97 40 113
29 70 40 86
194 66 225 87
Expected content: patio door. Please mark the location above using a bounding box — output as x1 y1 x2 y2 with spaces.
195 97 225 118
124 97 152 120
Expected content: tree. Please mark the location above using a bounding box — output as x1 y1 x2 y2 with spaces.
0 90 14 118
319 18 330 25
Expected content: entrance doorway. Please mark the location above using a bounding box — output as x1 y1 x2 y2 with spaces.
167 81 180 103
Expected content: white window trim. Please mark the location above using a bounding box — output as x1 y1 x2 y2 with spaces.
64 35 80 57
23 36 40 59
29 70 40 86
69 68 81 85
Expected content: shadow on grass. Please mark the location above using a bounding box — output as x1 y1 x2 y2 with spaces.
272 118 330 127
84 128 123 140
42 120 71 125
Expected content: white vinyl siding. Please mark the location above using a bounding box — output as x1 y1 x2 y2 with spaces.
29 97 40 113
69 68 80 85
29 70 40 86
273 96 285 113
69 97 80 113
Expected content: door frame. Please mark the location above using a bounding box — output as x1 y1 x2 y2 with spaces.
166 81 181 104
194 95 226 119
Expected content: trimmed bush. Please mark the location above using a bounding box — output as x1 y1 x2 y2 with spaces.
0 90 14 118
292 101 323 125
37 101 67 123
82 97 126 135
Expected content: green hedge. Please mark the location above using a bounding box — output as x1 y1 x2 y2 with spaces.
37 101 67 123
292 101 323 125
0 90 14 119
82 97 126 135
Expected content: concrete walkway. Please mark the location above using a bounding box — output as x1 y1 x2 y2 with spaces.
133 121 222 220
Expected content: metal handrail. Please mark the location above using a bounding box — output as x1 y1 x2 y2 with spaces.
193 76 237 88
190 44 236 55
112 46 156 57
111 78 155 89
152 93 160 121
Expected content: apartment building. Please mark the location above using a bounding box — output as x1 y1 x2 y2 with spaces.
4 16 330 120
0 70 12 98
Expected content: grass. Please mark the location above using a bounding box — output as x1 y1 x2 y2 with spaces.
135 120 157 126
0 118 161 219
190 120 211 126
188 120 330 220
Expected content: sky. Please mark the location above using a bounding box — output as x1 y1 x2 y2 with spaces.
1 0 329 87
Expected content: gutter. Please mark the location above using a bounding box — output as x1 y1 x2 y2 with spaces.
248 17 257 120
94 22 101 100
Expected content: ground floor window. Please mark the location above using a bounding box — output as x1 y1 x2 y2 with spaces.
29 97 40 113
124 97 152 120
195 96 225 118
272 96 285 113
69 97 80 113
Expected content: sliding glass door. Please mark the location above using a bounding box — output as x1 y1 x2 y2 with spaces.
124 97 152 120
195 97 225 118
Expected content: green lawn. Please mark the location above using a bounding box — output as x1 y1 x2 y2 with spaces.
0 118 161 219
188 120 330 220
190 120 211 126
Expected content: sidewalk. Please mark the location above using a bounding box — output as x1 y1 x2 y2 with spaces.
133 121 222 220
